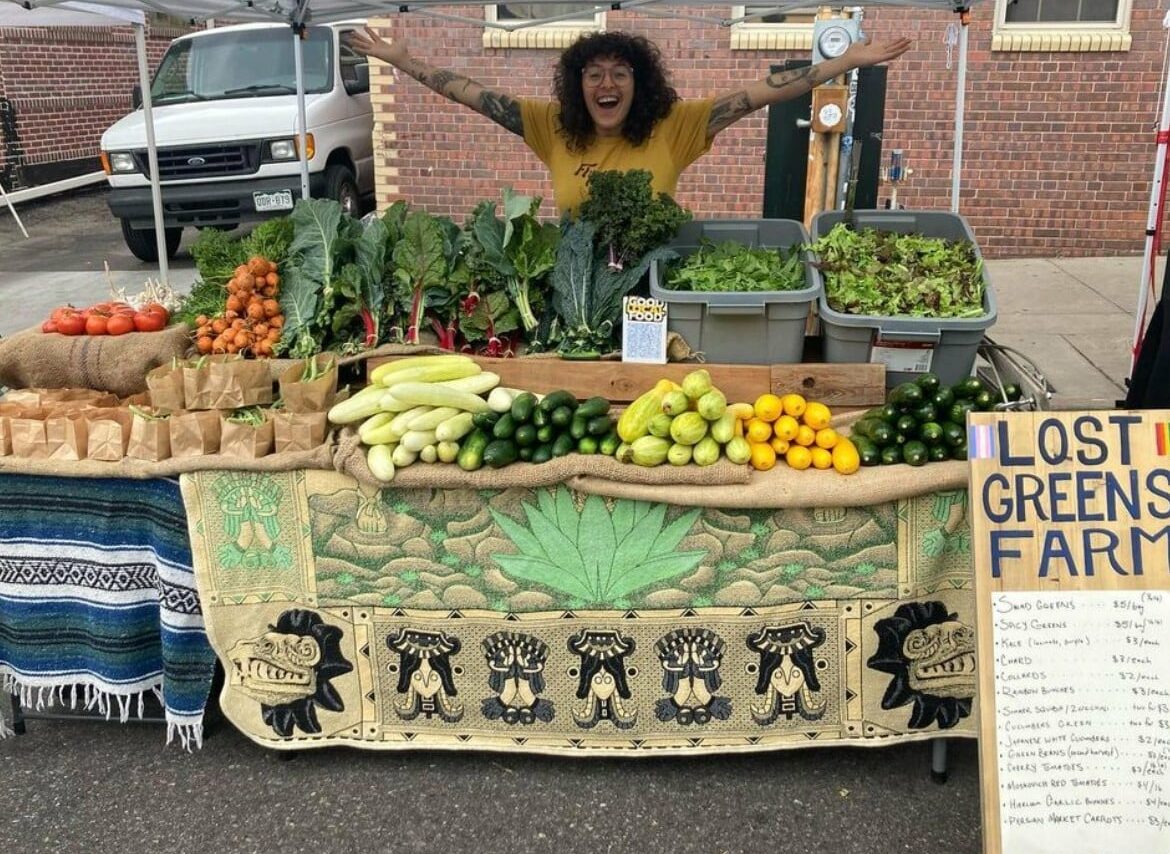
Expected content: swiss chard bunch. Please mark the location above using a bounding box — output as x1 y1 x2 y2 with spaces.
664 240 807 293
577 169 691 271
391 209 464 345
550 219 676 358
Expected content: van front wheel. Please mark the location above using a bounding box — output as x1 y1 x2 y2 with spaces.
324 165 359 217
121 220 182 262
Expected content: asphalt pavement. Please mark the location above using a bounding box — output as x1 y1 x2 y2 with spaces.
0 186 1147 854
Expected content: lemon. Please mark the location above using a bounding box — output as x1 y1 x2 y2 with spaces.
803 401 832 431
832 438 861 475
785 445 812 470
814 427 839 450
770 435 790 455
795 424 817 447
746 418 773 444
810 447 834 470
750 441 777 471
753 393 783 423
774 414 799 442
780 393 807 419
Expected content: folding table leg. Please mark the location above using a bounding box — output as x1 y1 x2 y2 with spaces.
930 738 948 784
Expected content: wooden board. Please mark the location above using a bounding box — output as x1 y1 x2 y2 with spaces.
969 410 1170 854
368 355 885 408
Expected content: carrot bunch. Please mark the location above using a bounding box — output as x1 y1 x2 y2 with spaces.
194 256 284 358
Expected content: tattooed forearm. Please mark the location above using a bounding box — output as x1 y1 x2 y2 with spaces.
707 92 753 137
479 91 524 136
765 65 819 92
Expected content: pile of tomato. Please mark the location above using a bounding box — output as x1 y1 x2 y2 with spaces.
41 302 171 337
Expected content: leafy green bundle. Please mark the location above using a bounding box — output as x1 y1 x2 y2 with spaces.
663 240 806 293
810 223 986 318
577 170 691 271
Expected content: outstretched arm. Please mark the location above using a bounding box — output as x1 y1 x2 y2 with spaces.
706 36 912 141
347 26 524 137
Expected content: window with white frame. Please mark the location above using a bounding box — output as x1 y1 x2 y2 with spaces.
483 3 604 49
731 4 817 51
993 0 1132 51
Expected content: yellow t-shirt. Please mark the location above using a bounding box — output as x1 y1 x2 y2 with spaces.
520 98 714 215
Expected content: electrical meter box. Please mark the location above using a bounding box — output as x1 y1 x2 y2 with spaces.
812 17 862 64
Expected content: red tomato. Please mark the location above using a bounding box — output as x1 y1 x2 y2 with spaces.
49 306 74 323
107 314 135 336
86 314 109 336
56 312 85 336
41 320 58 334
133 310 167 332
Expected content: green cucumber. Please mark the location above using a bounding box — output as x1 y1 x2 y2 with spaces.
551 405 575 428
538 390 576 414
919 422 945 446
570 414 589 440
911 402 938 424
483 439 519 468
514 424 537 447
492 412 517 440
532 443 553 464
889 382 923 407
915 372 941 394
472 410 500 430
880 445 902 465
586 414 613 437
551 433 575 457
456 429 490 472
519 445 535 462
896 415 918 436
576 396 611 419
536 424 555 444
854 437 881 467
955 377 986 399
577 435 599 455
929 444 951 462
532 407 549 428
902 440 928 467
510 392 537 424
599 430 621 457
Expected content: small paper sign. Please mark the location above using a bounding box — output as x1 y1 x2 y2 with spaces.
870 337 935 374
621 296 668 365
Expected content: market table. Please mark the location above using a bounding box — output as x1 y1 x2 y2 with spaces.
179 460 978 756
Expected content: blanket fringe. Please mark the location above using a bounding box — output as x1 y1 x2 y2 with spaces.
0 674 202 749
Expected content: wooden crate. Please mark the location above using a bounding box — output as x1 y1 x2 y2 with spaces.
367 355 886 408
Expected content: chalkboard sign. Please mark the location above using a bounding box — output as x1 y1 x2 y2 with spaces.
969 410 1170 854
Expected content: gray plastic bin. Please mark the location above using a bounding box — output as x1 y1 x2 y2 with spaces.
811 210 997 388
648 219 821 365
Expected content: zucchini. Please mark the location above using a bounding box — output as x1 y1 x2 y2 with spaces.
388 382 490 413
510 392 537 424
457 429 490 472
576 396 611 419
551 433 575 457
483 439 519 469
369 354 474 385
538 390 576 414
586 414 613 437
551 405 575 429
577 435 599 455
570 414 589 440
531 443 553 464
493 412 518 440
472 410 500 430
514 424 537 447
366 444 396 482
435 411 475 443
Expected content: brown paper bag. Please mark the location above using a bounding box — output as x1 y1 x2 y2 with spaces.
2 388 118 410
0 403 43 456
127 409 172 462
278 353 338 414
24 414 89 461
220 411 274 460
273 410 328 453
184 355 273 410
170 409 221 458
147 361 186 411
86 408 134 462
9 418 49 458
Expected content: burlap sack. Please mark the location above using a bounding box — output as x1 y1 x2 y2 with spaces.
127 410 172 462
273 410 328 453
278 353 338 414
0 324 191 397
183 355 273 410
220 413 274 460
170 409 221 457
147 361 186 410
86 408 133 462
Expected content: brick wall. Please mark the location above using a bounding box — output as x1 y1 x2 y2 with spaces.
0 22 186 188
371 6 1168 258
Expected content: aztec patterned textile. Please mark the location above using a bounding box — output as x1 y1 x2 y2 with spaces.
182 470 977 755
0 474 217 748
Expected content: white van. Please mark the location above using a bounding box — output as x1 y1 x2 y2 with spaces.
100 21 374 261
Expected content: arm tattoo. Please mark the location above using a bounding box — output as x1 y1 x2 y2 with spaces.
479 91 524 137
707 92 753 137
765 65 819 91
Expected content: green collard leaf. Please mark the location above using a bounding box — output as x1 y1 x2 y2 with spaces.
381 200 409 244
550 220 596 332
605 551 706 602
492 555 596 602
290 198 345 289
501 187 537 249
278 265 320 354
489 507 552 562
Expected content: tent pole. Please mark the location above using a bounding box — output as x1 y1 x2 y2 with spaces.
292 26 311 202
950 9 969 214
0 180 29 239
134 22 169 285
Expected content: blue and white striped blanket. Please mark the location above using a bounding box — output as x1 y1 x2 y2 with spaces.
0 474 216 748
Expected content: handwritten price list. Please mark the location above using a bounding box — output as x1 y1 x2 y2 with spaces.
992 591 1170 854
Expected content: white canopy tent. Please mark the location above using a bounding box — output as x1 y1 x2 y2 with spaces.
2 0 979 287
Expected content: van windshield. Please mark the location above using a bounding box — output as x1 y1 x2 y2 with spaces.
151 27 333 104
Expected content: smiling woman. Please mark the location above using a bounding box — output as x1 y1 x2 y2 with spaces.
346 26 911 215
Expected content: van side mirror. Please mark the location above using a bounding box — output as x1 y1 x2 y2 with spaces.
132 85 142 110
344 63 369 96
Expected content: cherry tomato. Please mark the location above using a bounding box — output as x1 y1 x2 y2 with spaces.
41 320 58 334
133 311 167 332
86 314 109 336
56 312 85 336
107 314 135 336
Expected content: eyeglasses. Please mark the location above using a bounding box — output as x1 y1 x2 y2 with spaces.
582 65 633 86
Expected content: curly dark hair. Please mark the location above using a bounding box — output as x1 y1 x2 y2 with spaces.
553 31 679 153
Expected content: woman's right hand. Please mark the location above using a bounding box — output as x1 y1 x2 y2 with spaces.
347 26 407 65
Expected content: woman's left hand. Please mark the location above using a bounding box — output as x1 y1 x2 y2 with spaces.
843 36 913 68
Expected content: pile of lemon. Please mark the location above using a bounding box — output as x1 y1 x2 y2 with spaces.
742 393 860 475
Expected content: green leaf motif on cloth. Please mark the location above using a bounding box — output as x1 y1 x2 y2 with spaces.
212 472 291 569
490 487 704 606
